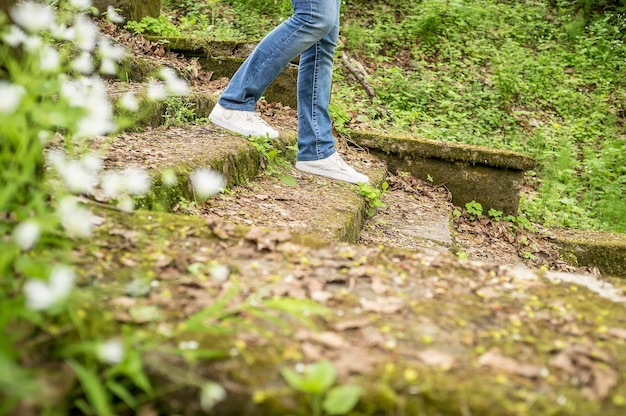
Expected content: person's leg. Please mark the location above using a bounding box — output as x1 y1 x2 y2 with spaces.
294 0 369 183
218 0 338 111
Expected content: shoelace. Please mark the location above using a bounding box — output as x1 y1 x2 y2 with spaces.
244 112 271 128
330 153 355 173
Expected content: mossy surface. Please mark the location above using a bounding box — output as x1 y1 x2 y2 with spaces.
62 207 626 415
549 229 626 277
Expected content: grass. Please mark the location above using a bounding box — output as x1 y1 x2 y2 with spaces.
154 0 626 233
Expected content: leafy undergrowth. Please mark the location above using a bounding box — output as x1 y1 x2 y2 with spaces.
21 207 626 414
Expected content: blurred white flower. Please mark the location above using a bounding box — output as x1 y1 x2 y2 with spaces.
0 81 25 114
23 266 75 311
160 67 190 96
122 167 151 195
210 264 230 282
13 220 40 251
147 81 167 101
58 197 95 238
116 196 135 212
60 79 87 107
101 172 123 197
106 6 125 24
72 52 95 74
200 382 227 412
69 0 92 10
3 25 27 47
98 339 125 364
51 23 76 41
82 152 103 173
179 340 199 350
120 91 139 112
190 169 225 199
24 35 43 52
161 170 178 187
10 2 55 33
63 161 98 194
75 78 115 138
40 45 61 72
99 38 126 62
73 14 99 51
99 58 117 75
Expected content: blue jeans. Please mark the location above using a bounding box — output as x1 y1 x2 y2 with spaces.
218 0 340 162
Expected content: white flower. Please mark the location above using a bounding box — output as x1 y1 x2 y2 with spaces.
99 38 126 62
73 14 99 51
58 197 95 238
23 266 75 311
71 52 95 74
210 264 230 282
106 6 125 24
13 220 40 251
60 79 86 107
161 170 178 187
179 340 199 350
0 81 25 114
61 160 97 194
3 25 27 47
74 78 116 138
98 339 125 364
101 172 123 198
51 23 76 41
200 382 227 412
38 130 52 144
69 0 92 10
147 81 167 101
40 45 61 72
81 152 103 173
191 169 225 199
116 196 134 212
99 58 117 75
24 35 43 52
122 168 151 195
160 67 190 96
10 2 55 33
120 91 139 112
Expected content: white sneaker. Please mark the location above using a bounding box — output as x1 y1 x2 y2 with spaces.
295 152 369 184
209 103 279 139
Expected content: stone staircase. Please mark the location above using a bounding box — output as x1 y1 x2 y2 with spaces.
84 36 626 415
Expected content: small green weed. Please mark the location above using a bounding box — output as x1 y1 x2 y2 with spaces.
281 360 361 416
125 15 181 36
164 96 196 127
359 182 388 217
465 201 483 220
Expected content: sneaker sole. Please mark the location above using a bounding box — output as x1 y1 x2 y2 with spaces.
295 162 369 184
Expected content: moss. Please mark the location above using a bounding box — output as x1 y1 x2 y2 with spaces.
351 131 536 171
549 229 626 277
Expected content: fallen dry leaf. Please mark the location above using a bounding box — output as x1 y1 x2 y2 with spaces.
360 296 404 314
478 348 542 379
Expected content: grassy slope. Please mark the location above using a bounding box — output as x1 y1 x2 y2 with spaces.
335 0 625 232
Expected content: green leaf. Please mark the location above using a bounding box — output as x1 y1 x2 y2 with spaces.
106 380 136 408
322 385 362 415
302 360 336 394
68 360 113 416
281 175 298 186
280 367 306 393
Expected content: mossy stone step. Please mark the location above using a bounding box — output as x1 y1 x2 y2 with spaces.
351 130 537 215
142 36 299 108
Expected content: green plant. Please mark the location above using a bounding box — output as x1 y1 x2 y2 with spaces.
125 15 182 36
164 96 196 126
465 201 483 220
488 208 503 221
281 360 361 416
359 182 388 216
